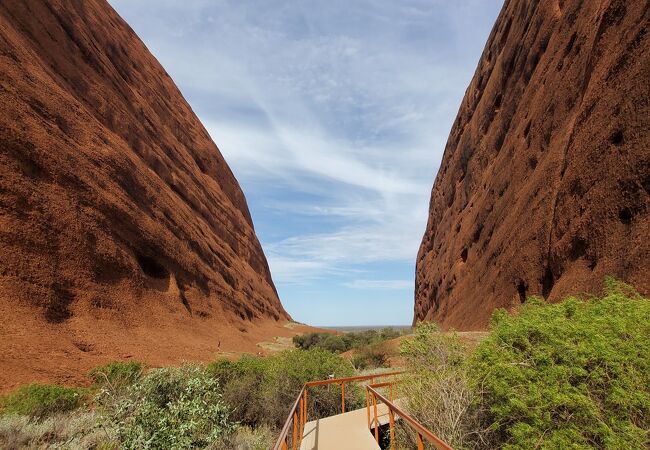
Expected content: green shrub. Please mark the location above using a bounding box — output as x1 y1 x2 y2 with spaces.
0 384 85 418
470 279 650 449
266 348 361 424
0 411 118 450
208 356 269 426
351 343 389 370
106 366 234 449
208 349 360 429
398 324 486 449
292 328 405 353
89 361 143 388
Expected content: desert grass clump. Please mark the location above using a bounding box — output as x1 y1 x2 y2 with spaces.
89 361 143 389
211 425 275 450
0 384 86 419
0 411 118 450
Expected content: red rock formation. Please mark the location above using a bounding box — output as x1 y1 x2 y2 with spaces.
0 0 288 389
415 0 650 329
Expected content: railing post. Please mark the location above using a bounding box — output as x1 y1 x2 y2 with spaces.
366 389 371 429
341 382 345 413
292 411 298 450
416 432 424 450
298 397 303 447
304 388 308 424
302 390 307 446
373 392 379 443
389 409 395 450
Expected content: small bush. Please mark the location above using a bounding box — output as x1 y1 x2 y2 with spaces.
292 328 405 353
105 366 234 449
208 349 360 429
0 411 118 450
470 279 650 449
0 384 85 419
351 343 389 370
398 324 487 449
208 356 269 426
89 361 143 388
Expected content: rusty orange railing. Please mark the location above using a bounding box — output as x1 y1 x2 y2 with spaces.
272 371 403 450
366 381 453 450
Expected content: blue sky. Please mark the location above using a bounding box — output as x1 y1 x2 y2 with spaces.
109 0 503 326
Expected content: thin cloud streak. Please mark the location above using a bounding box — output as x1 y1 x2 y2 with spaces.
344 279 413 290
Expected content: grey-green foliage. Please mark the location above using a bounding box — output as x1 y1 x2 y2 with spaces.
398 323 486 449
89 361 143 389
208 348 360 428
292 327 404 353
104 366 234 450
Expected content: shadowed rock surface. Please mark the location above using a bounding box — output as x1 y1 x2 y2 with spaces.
0 0 288 389
415 0 650 329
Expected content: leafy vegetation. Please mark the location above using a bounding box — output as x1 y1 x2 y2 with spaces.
399 279 650 450
4 281 647 449
292 327 404 353
398 323 486 449
89 361 143 389
0 348 361 449
0 411 118 450
101 365 234 449
471 279 650 449
351 342 390 370
208 348 361 428
0 384 86 419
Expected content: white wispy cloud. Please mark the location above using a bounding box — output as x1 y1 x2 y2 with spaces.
344 279 413 290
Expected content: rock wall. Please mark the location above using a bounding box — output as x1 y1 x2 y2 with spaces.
415 0 650 329
0 0 288 388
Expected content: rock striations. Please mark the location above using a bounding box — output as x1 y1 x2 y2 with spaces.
0 0 288 389
415 0 650 329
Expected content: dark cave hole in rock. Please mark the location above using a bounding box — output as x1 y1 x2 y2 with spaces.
618 207 633 224
44 283 75 323
523 120 531 137
516 279 528 303
569 236 588 261
494 92 502 109
609 129 624 146
136 254 169 279
541 266 555 299
460 248 468 263
180 291 192 314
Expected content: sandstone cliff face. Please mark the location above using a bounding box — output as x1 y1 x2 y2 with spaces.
0 0 288 388
415 0 650 329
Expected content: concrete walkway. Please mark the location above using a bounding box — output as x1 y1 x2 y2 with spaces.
299 404 391 450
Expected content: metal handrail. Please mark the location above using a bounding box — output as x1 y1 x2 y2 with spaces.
272 386 305 450
367 382 454 450
272 371 404 450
